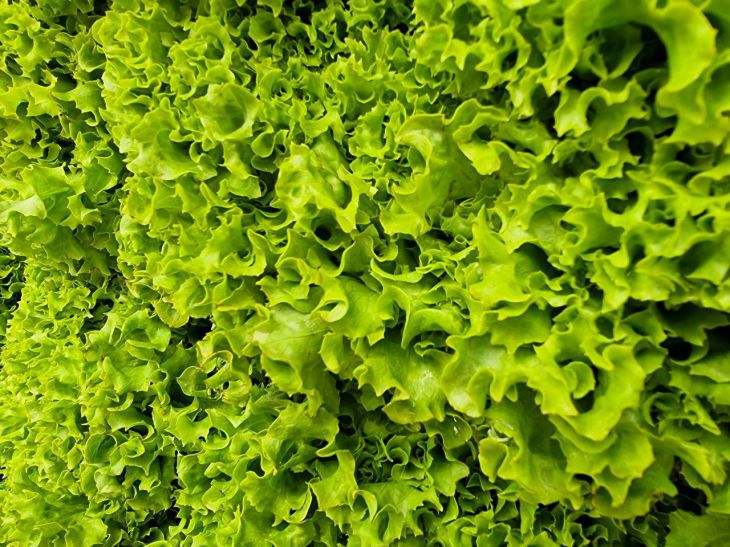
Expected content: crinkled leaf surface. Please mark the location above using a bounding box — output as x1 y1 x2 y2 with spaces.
2 0 730 545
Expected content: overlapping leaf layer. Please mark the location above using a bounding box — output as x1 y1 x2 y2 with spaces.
2 0 730 545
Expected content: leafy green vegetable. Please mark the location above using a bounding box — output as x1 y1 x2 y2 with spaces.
2 0 730 545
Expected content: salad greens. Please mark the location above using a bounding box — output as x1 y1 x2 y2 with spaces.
1 0 730 545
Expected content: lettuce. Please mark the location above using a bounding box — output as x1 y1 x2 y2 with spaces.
2 0 730 545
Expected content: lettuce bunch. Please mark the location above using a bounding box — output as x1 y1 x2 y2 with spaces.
2 0 730 545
